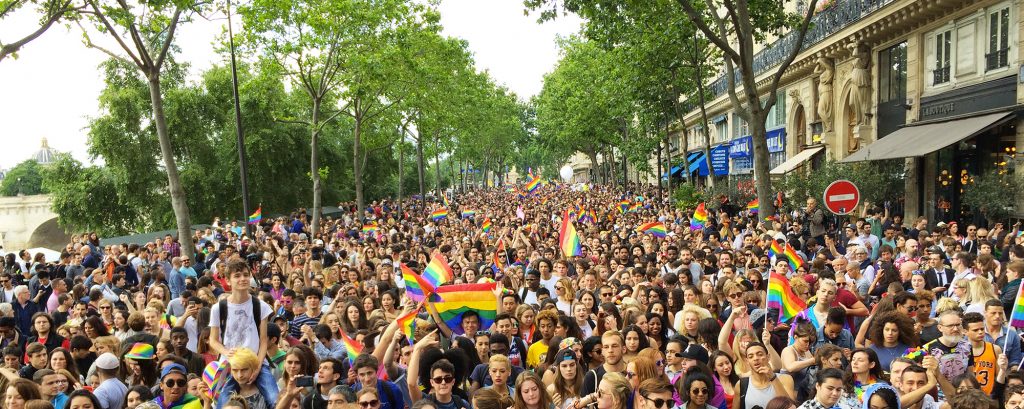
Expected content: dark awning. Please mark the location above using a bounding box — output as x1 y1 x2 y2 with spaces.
840 112 1016 162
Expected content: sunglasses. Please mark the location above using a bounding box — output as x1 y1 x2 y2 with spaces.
163 379 187 388
625 371 636 379
431 375 455 384
690 388 709 395
601 293 613 297
728 293 742 299
358 400 379 408
643 395 673 408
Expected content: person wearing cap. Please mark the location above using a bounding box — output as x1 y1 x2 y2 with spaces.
153 363 200 409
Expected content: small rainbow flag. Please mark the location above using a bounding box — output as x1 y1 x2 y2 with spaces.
442 192 450 207
202 359 230 401
747 199 759 214
423 251 454 288
247 207 262 225
340 330 362 364
525 177 542 192
559 209 582 257
401 263 435 302
627 203 641 213
433 282 498 335
636 221 667 238
160 313 177 330
1009 284 1024 328
691 202 708 230
767 272 807 322
768 240 807 272
619 199 631 213
395 307 419 344
462 210 477 219
481 218 492 233
430 208 448 221
362 222 378 234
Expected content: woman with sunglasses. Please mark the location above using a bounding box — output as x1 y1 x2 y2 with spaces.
548 348 583 409
356 388 383 409
680 371 718 409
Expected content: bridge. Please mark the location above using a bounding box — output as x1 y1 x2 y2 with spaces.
0 194 68 252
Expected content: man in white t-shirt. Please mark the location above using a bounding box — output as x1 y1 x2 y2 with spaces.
210 259 278 408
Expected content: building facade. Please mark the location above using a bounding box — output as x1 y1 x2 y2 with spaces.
675 0 1023 223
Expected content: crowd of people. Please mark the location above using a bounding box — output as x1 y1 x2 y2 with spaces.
0 183 1021 409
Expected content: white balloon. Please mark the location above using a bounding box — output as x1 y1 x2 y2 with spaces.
559 165 574 181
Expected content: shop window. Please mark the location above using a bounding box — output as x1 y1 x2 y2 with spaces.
987 6 1010 71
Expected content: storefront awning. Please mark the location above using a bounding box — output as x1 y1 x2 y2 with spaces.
770 146 824 175
840 112 1016 163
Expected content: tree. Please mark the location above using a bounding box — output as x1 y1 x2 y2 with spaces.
41 154 142 236
76 0 206 256
0 159 46 196
0 0 84 62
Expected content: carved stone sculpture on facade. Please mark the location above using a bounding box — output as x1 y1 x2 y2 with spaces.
814 57 834 133
847 42 871 126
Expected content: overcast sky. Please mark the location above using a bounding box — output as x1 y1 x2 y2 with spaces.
0 0 581 171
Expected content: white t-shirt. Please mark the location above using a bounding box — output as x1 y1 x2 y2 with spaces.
210 296 273 358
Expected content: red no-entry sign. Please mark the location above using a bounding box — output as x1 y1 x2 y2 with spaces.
823 180 860 215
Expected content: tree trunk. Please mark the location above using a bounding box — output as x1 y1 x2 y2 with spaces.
448 156 456 191
433 133 442 198
750 112 774 219
416 133 426 209
607 146 616 187
657 141 663 201
353 111 365 222
398 140 404 214
147 75 195 258
309 99 322 235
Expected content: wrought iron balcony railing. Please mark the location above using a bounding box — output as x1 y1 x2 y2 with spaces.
985 48 1009 71
933 65 951 84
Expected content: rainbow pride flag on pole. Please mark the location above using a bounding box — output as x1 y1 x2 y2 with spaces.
430 208 448 221
362 222 378 234
767 272 807 322
481 217 492 233
691 203 708 230
395 307 419 344
1009 283 1024 328
423 251 454 288
636 222 667 238
401 263 435 302
559 209 582 257
340 331 362 364
747 199 759 214
462 210 477 219
247 207 262 225
433 283 497 335
768 240 807 272
525 176 542 192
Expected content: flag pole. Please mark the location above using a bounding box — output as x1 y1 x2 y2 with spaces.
1006 282 1023 353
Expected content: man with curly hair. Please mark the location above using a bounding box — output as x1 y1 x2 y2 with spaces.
526 309 558 369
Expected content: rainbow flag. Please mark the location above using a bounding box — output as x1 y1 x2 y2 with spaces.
636 222 667 238
202 359 229 401
462 210 477 219
433 283 498 335
340 330 362 364
559 209 582 257
430 208 448 221
767 272 807 322
362 222 378 234
401 263 435 302
691 202 708 230
160 313 177 330
627 203 641 213
619 200 630 213
768 240 807 272
1009 283 1024 328
481 218 492 233
247 207 262 225
395 307 419 344
442 192 450 207
525 177 542 192
423 251 454 288
747 199 759 214
492 239 506 273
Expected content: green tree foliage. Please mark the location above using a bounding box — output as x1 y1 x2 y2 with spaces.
0 159 46 196
41 154 141 236
962 169 1024 224
0 0 84 62
775 160 905 213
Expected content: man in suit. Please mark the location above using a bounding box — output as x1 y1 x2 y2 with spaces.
924 248 954 297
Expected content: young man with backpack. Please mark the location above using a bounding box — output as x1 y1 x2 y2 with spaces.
209 259 278 408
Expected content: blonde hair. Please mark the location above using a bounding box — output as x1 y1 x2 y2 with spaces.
488 354 510 371
557 277 575 301
967 278 996 306
227 348 259 372
935 297 961 315
94 336 119 353
598 372 631 409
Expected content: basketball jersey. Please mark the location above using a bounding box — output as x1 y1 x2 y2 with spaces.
974 342 997 394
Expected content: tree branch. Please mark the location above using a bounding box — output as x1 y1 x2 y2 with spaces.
674 0 740 64
154 7 182 69
0 0 70 63
764 0 820 114
76 21 135 67
84 0 144 68
114 0 153 68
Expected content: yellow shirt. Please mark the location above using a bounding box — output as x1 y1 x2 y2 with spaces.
526 340 549 369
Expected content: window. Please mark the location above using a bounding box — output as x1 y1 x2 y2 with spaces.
716 121 728 143
765 93 787 128
934 30 952 84
879 42 906 103
987 5 1010 70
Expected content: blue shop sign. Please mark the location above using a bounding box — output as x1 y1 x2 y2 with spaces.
729 136 752 158
767 128 786 153
708 144 730 176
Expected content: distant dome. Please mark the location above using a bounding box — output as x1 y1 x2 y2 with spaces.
34 138 56 164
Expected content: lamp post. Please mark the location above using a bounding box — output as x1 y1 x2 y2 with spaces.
226 0 251 237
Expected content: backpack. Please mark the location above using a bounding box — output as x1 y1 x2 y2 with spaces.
218 295 263 343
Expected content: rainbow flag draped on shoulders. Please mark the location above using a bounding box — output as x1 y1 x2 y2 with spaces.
559 209 582 257
636 221 667 238
247 207 262 225
433 282 497 335
767 272 807 322
691 202 708 230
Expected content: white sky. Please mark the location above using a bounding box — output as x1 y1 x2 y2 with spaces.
0 0 581 170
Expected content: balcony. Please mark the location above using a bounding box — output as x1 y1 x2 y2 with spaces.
709 0 898 98
933 66 950 84
985 48 1009 71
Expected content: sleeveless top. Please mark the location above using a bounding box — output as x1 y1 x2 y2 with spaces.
974 342 997 394
743 378 777 409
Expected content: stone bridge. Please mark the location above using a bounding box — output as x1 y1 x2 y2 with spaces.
0 194 68 251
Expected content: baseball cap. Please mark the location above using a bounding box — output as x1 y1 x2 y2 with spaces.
679 343 709 364
160 363 188 380
95 352 119 370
